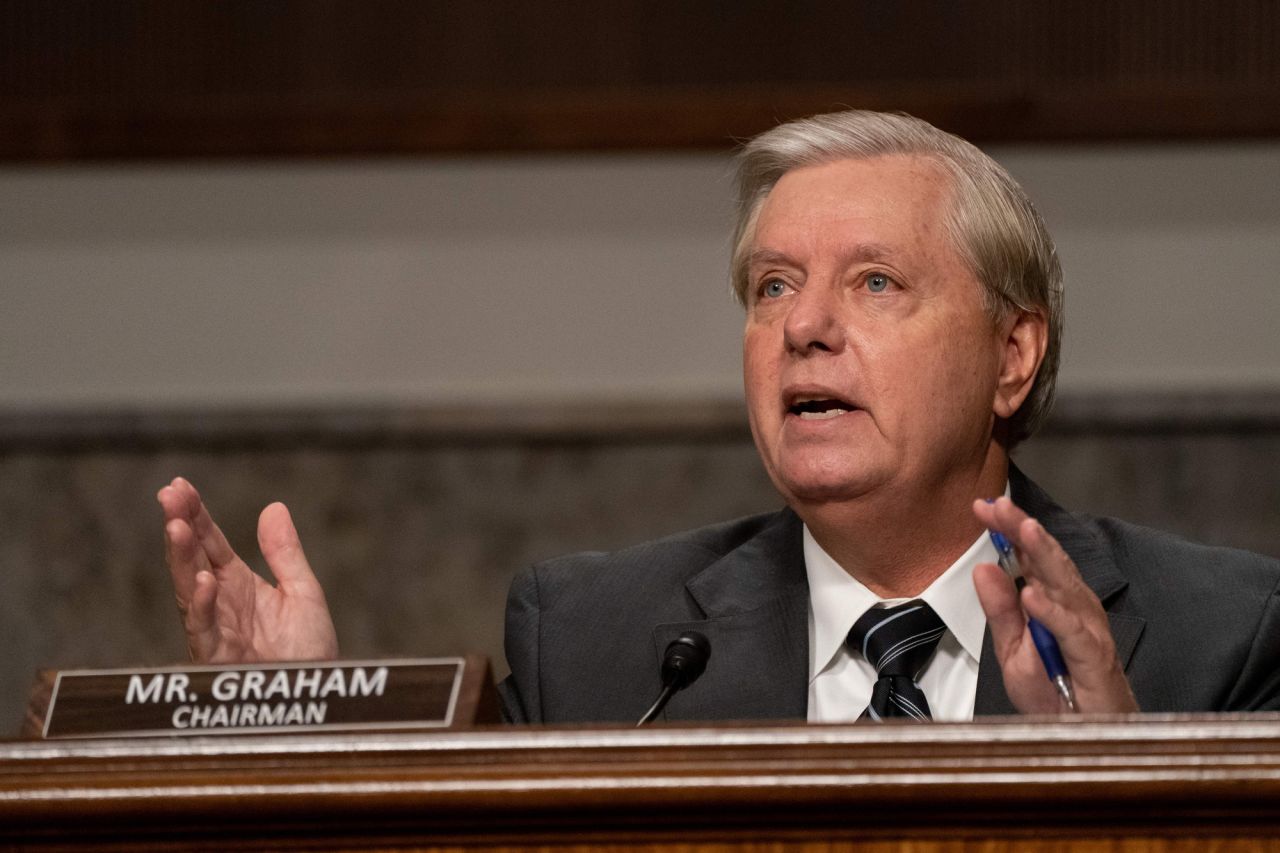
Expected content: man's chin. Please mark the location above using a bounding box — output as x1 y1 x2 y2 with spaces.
774 468 886 507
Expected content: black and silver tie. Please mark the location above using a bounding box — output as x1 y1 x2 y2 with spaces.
847 599 946 721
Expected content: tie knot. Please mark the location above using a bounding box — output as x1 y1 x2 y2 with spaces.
847 599 946 679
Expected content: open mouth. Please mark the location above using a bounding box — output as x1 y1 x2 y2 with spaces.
787 398 859 420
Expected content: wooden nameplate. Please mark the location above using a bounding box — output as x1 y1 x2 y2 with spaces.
23 655 499 739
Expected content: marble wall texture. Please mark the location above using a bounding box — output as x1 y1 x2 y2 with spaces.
2 395 1278 734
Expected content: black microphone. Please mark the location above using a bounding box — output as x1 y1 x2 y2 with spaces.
636 631 711 726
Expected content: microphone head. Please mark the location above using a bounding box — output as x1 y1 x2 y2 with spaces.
661 631 711 691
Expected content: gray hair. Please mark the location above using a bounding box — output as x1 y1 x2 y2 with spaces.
731 110 1063 446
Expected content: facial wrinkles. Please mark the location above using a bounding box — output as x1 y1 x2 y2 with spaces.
752 211 913 430
745 156 1001 502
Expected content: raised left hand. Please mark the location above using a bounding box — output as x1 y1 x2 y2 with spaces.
971 497 1138 714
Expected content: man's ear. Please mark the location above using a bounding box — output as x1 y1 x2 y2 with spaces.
993 309 1047 419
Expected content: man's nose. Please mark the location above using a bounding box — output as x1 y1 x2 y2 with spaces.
783 281 845 355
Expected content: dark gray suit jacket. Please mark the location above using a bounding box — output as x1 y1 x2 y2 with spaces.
499 469 1280 723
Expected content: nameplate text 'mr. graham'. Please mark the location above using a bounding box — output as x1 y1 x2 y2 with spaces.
34 658 481 738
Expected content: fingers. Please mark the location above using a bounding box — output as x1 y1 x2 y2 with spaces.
972 561 1024 658
256 502 322 595
163 515 206 602
157 480 334 665
157 478 239 568
972 497 1087 598
973 561 1063 713
160 479 209 603
158 477 246 662
973 496 1093 637
971 496 1138 713
182 569 222 661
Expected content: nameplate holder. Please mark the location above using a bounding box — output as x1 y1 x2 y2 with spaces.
24 655 499 739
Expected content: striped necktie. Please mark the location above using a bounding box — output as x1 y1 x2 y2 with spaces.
847 599 946 721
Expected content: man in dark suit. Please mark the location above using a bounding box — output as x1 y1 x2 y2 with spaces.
500 465 1280 722
158 110 1280 722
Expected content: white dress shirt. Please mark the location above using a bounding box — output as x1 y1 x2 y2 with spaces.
805 525 996 722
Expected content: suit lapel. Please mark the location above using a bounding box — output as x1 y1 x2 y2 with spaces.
654 509 810 721
974 467 1147 714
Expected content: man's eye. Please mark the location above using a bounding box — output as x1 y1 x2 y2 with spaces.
866 273 892 293
761 279 789 299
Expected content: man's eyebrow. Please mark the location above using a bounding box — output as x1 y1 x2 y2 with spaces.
844 242 896 263
745 248 797 269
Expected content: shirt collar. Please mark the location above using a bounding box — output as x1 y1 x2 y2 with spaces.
804 523 994 681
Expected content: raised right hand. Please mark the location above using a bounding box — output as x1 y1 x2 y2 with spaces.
157 477 339 664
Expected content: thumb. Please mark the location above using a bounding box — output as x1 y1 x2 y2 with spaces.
256 502 319 593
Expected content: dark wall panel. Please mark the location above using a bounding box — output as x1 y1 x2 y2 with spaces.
3 0 1279 159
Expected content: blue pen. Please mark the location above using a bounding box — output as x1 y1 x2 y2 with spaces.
988 529 1079 713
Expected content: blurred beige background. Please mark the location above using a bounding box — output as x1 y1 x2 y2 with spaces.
4 144 1280 410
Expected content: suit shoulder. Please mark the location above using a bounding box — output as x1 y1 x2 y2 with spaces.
1058 510 1280 712
513 510 787 608
1076 511 1280 593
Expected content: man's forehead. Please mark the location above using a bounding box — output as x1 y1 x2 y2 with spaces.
769 155 951 217
749 156 953 248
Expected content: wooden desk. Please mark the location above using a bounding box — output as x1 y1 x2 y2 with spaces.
4 714 1280 850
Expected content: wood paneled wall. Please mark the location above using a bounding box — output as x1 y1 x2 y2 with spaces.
3 0 1279 159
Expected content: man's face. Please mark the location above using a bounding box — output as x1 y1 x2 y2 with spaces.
742 155 1006 509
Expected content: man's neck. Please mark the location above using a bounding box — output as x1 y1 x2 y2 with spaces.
795 452 1009 599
